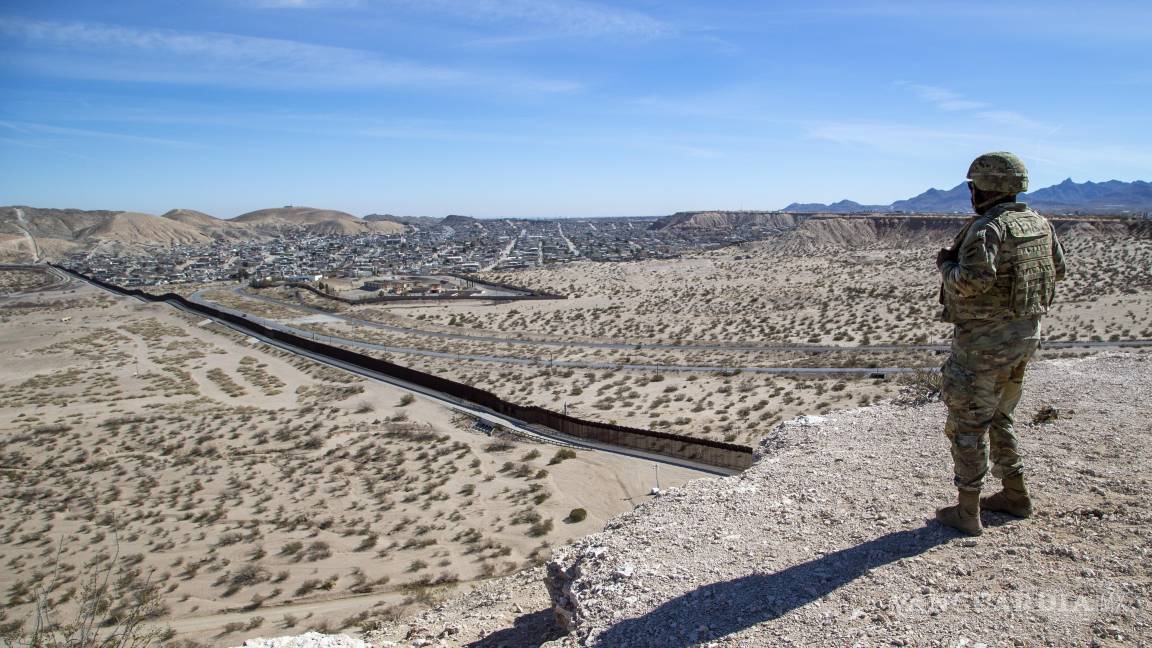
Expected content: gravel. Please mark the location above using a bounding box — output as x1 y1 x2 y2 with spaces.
235 632 371 648
319 353 1152 647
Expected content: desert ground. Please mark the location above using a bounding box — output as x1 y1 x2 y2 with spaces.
3 221 1148 648
0 271 704 647
180 225 1151 447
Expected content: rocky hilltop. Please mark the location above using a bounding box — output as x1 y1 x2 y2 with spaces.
360 352 1150 647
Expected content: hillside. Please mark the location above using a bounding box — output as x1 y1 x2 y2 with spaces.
0 204 408 262
78 211 213 246
162 208 227 228
0 273 708 647
0 206 213 256
362 352 1151 647
232 207 405 235
648 211 797 231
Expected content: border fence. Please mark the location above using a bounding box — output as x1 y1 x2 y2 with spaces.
52 265 754 471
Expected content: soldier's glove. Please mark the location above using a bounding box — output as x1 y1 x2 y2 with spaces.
936 247 957 269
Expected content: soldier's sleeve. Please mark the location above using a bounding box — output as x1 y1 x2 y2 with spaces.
1050 222 1068 282
940 219 1000 298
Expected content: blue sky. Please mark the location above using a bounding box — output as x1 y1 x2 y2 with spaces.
1 1 1149 218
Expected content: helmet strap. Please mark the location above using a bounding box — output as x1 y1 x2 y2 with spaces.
971 187 1016 215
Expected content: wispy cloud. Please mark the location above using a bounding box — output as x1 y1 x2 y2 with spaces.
900 82 1044 130
906 84 989 112
804 119 1152 183
249 0 360 7
415 0 673 39
249 0 674 40
0 119 203 149
0 17 581 92
805 121 992 154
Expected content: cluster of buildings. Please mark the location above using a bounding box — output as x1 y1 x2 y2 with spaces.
62 215 786 287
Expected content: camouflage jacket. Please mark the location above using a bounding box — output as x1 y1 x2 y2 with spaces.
938 202 1067 323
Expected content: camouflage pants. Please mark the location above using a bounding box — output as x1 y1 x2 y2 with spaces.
940 319 1040 492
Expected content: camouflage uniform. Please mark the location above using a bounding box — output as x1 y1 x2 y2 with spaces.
938 202 1067 492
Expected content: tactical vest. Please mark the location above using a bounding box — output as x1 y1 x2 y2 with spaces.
942 205 1057 322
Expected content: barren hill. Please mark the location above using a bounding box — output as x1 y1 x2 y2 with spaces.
77 211 212 246
364 352 1151 647
232 206 405 235
0 206 214 260
0 204 408 261
161 208 226 228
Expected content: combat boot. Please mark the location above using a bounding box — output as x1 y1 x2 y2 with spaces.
935 490 983 536
981 474 1033 518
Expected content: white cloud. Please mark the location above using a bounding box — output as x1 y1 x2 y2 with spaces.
0 17 581 92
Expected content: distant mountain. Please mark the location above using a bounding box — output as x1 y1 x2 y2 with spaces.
1026 178 1152 212
781 200 888 213
890 183 970 213
787 179 1152 214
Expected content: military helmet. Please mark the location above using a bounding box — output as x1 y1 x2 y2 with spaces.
967 151 1028 194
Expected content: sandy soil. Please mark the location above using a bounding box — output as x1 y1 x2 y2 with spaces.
0 273 707 648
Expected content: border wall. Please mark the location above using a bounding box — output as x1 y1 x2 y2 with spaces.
53 265 754 471
288 279 564 305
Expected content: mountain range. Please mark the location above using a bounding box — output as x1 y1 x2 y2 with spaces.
784 179 1152 214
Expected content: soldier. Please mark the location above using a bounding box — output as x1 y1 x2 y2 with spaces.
934 151 1067 536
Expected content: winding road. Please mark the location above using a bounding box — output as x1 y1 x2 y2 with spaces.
12 208 43 262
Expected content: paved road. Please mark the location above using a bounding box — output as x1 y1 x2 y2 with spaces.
482 227 524 271
204 286 1150 357
558 222 580 256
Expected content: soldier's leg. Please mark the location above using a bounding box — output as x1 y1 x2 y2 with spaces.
940 356 997 492
980 343 1039 518
989 353 1032 480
